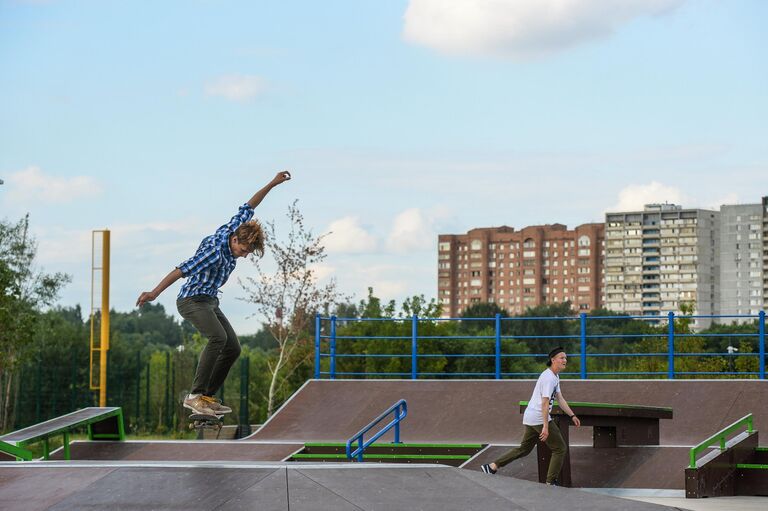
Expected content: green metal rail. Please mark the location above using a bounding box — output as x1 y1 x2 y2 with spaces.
689 413 754 469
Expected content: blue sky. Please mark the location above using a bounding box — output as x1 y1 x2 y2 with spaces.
1 0 766 334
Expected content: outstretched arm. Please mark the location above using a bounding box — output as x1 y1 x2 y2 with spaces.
247 171 291 209
136 268 183 307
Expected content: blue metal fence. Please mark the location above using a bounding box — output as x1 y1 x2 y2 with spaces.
314 311 766 380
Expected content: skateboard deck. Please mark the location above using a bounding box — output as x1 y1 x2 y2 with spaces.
188 413 224 431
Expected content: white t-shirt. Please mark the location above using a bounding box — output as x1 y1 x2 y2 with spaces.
522 368 561 426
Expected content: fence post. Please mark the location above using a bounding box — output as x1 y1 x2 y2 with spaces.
330 315 337 380
15 368 23 429
580 313 587 380
35 359 41 423
759 311 765 380
145 361 150 429
135 352 141 429
171 353 177 430
164 351 171 429
495 313 501 380
667 312 675 379
412 315 419 380
315 314 321 379
237 355 251 438
70 350 76 413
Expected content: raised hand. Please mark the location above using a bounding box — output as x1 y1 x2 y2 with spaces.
273 170 291 185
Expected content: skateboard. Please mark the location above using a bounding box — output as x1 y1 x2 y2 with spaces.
188 413 224 431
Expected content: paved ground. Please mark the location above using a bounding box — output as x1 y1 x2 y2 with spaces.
0 461 681 511
584 489 768 511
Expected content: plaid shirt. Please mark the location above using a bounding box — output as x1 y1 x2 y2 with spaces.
177 204 254 299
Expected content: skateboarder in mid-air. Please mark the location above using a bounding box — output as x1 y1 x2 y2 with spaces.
482 347 581 485
136 171 292 417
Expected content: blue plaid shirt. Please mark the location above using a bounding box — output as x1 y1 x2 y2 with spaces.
177 204 255 299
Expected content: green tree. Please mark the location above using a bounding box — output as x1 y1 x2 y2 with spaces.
0 215 70 430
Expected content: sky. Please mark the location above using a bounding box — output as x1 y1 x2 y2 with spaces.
1 0 766 335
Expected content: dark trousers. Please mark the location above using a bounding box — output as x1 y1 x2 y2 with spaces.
493 420 566 484
177 295 241 396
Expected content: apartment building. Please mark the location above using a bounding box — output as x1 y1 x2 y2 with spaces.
437 223 604 318
720 203 764 320
604 204 719 328
764 197 768 308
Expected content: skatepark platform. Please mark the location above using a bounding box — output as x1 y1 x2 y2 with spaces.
0 461 679 511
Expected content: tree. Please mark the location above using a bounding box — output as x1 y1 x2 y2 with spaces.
0 215 70 430
333 289 450 379
240 201 344 417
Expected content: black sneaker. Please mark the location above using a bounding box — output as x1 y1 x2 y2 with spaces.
546 479 559 486
481 464 497 475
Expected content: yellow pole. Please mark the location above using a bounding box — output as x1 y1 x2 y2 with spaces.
99 230 110 407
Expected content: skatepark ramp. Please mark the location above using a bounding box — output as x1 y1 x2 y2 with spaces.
248 379 768 446
247 379 768 490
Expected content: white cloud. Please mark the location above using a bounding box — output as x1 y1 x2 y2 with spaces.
710 193 739 210
33 220 198 265
5 166 101 204
606 181 691 213
387 208 437 253
309 263 337 283
204 74 266 102
403 0 684 59
323 216 378 254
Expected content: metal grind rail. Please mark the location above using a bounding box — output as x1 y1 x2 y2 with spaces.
688 413 754 469
346 400 407 462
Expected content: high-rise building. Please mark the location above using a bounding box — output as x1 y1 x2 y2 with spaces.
604 204 719 328
763 197 768 309
719 203 764 321
437 223 604 318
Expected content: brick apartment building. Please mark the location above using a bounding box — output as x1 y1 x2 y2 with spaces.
438 223 605 317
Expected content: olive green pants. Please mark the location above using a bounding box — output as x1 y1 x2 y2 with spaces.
494 420 566 484
177 295 241 396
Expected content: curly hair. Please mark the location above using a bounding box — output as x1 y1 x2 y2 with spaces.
234 220 265 257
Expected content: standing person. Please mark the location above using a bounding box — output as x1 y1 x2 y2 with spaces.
481 347 581 485
136 171 292 416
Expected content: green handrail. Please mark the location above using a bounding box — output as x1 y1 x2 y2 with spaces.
0 440 33 461
689 413 753 469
